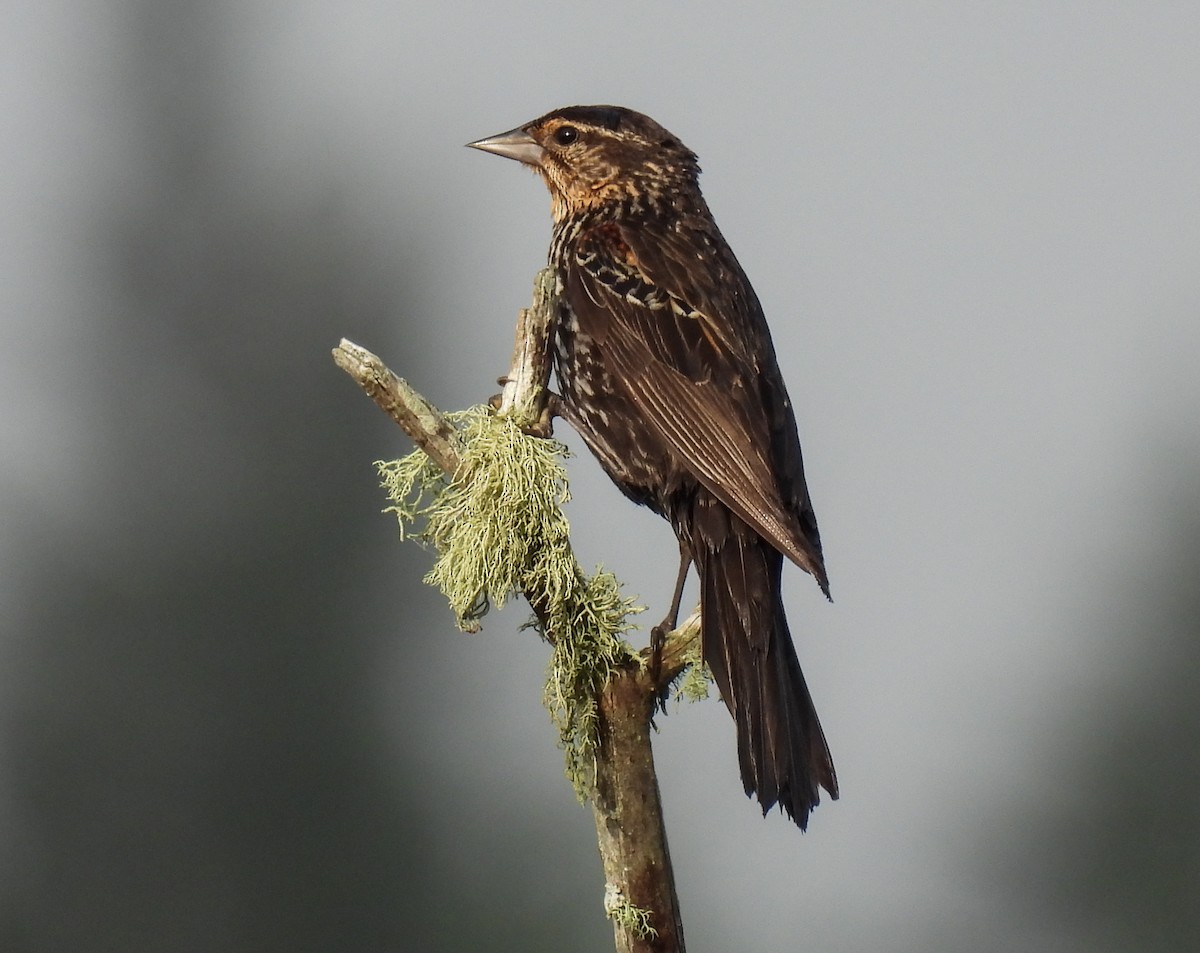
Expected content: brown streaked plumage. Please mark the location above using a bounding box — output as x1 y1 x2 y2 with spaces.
469 105 837 829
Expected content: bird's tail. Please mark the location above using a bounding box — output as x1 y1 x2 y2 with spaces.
692 503 838 830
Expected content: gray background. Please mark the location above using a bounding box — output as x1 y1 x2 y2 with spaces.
3 2 1199 950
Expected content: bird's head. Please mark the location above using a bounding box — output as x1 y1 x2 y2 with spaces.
468 105 700 220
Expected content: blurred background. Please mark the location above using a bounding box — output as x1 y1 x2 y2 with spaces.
3 2 1199 950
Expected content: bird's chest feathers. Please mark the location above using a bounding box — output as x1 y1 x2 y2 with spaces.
589 221 638 266
559 223 672 322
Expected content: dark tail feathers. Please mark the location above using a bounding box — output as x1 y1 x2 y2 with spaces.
696 526 838 830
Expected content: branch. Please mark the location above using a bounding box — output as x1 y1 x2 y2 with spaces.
333 269 701 952
497 267 556 427
331 339 463 475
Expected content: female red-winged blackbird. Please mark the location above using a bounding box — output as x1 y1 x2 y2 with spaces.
469 105 837 829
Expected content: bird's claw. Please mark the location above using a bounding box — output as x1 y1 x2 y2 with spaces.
524 399 557 438
647 620 675 715
487 386 561 438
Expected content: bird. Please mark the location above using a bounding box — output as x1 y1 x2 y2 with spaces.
468 105 837 829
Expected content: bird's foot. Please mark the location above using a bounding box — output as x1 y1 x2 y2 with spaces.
525 394 560 438
488 380 560 438
647 616 676 712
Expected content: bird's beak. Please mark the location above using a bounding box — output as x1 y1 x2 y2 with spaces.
466 126 544 167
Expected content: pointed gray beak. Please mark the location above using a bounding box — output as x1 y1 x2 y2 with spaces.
466 126 544 167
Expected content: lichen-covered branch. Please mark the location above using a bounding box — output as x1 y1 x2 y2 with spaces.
333 268 702 952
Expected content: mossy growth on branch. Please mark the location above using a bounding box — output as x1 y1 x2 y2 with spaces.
603 883 659 940
377 405 641 797
673 636 712 704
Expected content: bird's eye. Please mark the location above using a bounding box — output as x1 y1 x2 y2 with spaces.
553 125 579 146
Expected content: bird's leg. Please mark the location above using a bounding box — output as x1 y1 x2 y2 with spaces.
650 539 693 683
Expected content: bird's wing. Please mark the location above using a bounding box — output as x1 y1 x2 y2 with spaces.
566 218 828 590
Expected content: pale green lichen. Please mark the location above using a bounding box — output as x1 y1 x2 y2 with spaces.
540 566 642 799
673 636 713 704
667 624 710 705
604 883 658 940
377 405 640 794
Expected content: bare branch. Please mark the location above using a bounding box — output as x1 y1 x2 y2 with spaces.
332 339 463 474
498 269 557 429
